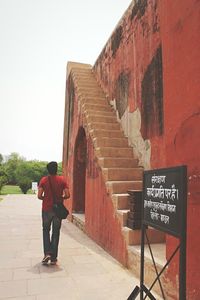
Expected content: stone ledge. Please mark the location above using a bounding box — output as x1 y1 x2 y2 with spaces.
72 213 86 233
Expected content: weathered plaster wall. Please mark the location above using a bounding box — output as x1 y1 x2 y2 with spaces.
92 0 200 298
93 0 164 170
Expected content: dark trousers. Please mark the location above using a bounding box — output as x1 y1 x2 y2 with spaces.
42 210 62 259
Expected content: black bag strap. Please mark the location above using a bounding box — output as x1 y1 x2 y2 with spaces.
48 176 56 204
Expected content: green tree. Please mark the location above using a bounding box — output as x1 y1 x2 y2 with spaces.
2 153 63 194
28 160 48 182
15 160 48 194
15 161 32 194
5 153 24 185
58 162 63 175
0 153 3 165
0 165 8 193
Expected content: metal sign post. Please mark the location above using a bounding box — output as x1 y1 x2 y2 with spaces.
128 165 187 300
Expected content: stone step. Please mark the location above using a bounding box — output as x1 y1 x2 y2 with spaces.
106 181 142 194
86 115 117 123
72 71 94 78
127 243 166 298
81 98 108 106
112 193 129 210
73 74 98 82
98 157 139 168
122 227 142 245
75 82 100 88
73 74 97 80
81 95 106 101
128 243 166 268
83 103 113 112
73 75 95 82
102 167 143 181
89 122 121 131
78 86 103 92
73 75 96 83
79 90 105 98
85 110 115 117
123 227 166 246
94 137 129 148
116 209 129 226
74 77 98 84
72 70 93 76
71 67 92 73
72 213 86 233
96 147 133 158
90 129 123 139
72 75 94 81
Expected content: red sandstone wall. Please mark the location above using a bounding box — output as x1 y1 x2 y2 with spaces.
160 1 200 299
92 0 200 299
85 136 127 265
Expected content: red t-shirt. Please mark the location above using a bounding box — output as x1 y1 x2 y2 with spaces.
39 175 68 212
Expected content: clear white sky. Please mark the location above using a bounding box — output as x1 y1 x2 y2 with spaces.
0 0 131 162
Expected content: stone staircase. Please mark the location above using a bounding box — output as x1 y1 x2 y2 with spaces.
70 63 166 296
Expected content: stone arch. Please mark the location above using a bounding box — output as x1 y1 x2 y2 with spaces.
73 127 87 212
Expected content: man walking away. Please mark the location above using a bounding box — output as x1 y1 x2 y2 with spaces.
37 161 70 265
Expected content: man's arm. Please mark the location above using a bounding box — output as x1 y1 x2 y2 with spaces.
63 188 70 200
37 187 44 200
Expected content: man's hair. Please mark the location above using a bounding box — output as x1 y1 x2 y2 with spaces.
47 161 58 175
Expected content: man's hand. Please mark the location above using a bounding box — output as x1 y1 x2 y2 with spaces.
37 187 44 200
63 188 70 199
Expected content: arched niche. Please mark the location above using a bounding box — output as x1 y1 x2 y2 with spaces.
73 127 87 213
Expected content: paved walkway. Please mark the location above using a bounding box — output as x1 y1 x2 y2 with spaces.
0 194 139 300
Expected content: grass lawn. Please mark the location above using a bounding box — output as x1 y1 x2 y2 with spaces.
1 185 34 195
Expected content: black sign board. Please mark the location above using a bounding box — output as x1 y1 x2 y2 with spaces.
128 165 187 300
143 166 187 237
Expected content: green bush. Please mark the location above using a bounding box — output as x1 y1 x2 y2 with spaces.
0 165 8 193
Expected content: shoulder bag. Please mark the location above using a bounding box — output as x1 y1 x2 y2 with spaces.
48 176 69 219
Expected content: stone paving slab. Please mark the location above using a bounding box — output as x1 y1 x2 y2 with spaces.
0 195 140 300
